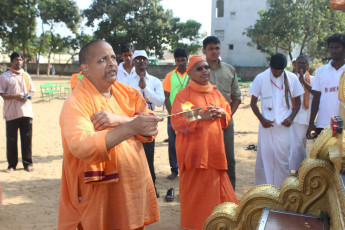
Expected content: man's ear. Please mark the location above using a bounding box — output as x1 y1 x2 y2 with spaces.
202 48 206 55
80 64 88 76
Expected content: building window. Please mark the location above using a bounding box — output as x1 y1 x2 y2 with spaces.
215 30 224 41
216 0 224 18
229 44 234 50
230 12 236 18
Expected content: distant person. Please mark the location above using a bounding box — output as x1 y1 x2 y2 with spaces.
203 36 241 190
306 33 345 139
289 55 314 172
0 51 35 173
70 71 83 90
127 50 165 197
116 43 135 85
249 53 304 187
58 40 161 229
171 56 238 229
162 48 189 180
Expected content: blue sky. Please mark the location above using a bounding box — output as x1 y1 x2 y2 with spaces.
37 0 211 37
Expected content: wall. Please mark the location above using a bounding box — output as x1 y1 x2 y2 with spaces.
211 0 269 67
0 63 266 81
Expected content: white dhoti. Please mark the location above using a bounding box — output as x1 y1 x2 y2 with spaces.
255 124 290 187
289 122 307 171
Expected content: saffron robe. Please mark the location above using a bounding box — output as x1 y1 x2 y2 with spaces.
171 81 238 230
70 72 83 90
58 77 159 230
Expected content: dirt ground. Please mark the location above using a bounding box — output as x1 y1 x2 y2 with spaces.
0 75 314 229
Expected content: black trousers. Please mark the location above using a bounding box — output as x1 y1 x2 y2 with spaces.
143 140 156 184
6 117 33 169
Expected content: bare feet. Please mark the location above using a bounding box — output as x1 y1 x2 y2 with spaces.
5 168 14 173
167 172 178 180
24 166 34 172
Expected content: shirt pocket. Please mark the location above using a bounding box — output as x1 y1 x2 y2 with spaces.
217 77 233 94
262 96 273 111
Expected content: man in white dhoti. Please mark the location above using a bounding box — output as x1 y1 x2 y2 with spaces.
289 56 314 172
249 53 304 187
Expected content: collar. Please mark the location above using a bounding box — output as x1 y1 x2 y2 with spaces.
208 59 221 70
10 68 24 75
270 69 284 81
327 59 345 70
174 67 188 77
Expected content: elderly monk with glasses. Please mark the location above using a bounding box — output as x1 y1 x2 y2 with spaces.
171 56 238 230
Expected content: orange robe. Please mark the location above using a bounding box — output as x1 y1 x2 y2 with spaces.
58 77 159 230
171 80 238 230
70 72 83 90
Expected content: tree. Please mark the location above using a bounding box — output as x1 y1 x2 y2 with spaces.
169 19 205 55
244 0 345 61
84 0 173 58
37 0 80 75
0 0 38 68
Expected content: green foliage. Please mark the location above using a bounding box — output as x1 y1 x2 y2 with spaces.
84 0 203 58
0 0 38 61
0 0 81 70
169 19 204 55
38 0 80 34
245 0 345 61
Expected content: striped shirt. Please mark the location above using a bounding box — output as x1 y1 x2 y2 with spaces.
0 69 35 121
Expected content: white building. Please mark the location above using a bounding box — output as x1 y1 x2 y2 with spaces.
211 0 269 67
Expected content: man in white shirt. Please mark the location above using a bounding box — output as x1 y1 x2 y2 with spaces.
0 52 36 173
289 55 314 172
307 33 345 139
249 53 304 187
116 44 135 85
127 50 165 197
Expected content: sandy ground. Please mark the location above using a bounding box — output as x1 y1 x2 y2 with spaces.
0 76 314 229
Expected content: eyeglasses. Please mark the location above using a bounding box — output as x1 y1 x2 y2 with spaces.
194 65 210 72
134 58 147 63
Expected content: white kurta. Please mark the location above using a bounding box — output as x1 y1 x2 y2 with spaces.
289 73 314 171
249 69 304 187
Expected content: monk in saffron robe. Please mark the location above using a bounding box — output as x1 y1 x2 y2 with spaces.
70 71 83 90
58 40 162 230
171 56 238 230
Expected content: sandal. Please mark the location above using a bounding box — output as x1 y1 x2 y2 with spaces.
246 144 255 150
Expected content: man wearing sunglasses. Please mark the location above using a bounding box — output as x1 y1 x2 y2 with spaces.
127 50 165 198
202 36 242 190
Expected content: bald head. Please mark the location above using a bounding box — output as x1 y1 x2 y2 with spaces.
79 40 107 65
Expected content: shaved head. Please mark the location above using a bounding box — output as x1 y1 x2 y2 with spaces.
79 40 106 64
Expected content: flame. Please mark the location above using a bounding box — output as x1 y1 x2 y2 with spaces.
181 101 194 112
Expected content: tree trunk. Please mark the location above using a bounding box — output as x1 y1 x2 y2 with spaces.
23 44 27 71
36 22 45 76
47 49 52 76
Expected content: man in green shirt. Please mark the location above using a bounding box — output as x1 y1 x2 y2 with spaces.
202 36 242 190
163 48 189 180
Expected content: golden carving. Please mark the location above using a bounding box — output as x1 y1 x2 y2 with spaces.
204 159 335 229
